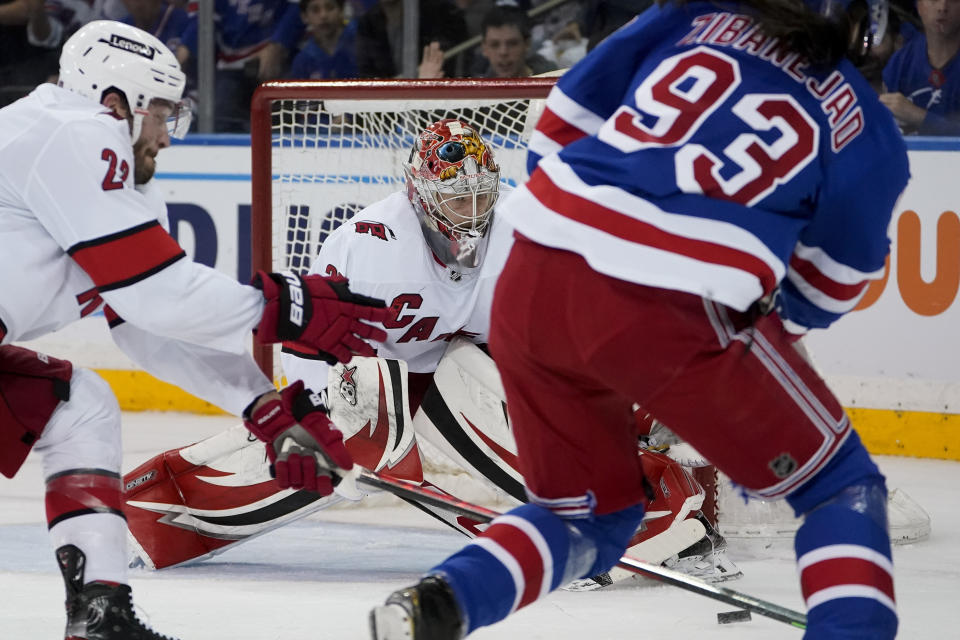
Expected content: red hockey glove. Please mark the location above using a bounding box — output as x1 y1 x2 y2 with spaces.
252 271 389 364
243 382 353 493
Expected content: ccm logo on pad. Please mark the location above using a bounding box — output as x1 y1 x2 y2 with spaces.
124 470 157 492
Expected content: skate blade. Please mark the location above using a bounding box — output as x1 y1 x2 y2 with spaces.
370 603 414 640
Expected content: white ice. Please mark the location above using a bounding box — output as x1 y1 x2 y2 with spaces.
0 412 957 639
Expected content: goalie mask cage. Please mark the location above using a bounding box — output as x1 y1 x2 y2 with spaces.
250 78 555 381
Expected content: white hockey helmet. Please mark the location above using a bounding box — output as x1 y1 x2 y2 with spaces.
59 20 191 142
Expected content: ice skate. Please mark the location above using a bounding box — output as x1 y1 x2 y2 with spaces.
58 544 178 640
370 575 465 640
665 514 743 583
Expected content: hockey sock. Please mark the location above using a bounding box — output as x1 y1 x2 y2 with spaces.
794 478 897 639
46 469 129 585
431 502 644 634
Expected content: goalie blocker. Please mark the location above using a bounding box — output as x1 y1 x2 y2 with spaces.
122 339 714 575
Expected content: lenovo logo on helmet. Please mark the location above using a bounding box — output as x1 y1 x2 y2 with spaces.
106 34 155 59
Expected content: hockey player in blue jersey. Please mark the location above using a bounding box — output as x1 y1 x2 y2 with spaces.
369 0 910 639
177 0 305 131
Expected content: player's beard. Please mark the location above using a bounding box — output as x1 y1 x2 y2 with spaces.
133 140 156 185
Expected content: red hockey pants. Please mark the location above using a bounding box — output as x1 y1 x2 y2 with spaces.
489 236 851 516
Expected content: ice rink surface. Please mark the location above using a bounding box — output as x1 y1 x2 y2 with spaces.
0 412 956 639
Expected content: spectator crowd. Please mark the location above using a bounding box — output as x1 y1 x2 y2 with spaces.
1 0 958 134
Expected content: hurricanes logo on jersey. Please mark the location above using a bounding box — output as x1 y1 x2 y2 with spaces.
338 365 358 406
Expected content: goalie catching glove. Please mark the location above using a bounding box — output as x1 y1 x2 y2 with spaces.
243 382 353 494
253 271 389 364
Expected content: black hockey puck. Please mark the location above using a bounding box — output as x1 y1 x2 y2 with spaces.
717 610 752 624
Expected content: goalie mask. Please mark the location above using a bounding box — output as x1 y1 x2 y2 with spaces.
405 119 500 270
59 20 191 143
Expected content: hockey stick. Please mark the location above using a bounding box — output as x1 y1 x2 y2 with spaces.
353 468 807 630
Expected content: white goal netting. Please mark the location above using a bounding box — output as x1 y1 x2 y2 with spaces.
716 472 931 544
267 97 544 275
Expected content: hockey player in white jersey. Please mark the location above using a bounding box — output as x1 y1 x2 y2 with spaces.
122 118 724 587
0 20 389 640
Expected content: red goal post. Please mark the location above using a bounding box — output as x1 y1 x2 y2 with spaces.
250 78 555 380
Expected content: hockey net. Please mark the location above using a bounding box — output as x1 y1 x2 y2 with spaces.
250 78 555 382
715 470 931 544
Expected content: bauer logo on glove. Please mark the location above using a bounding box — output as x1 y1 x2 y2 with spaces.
252 270 391 364
282 272 306 327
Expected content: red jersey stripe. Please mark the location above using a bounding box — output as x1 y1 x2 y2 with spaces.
68 221 185 292
483 522 546 609
790 255 869 302
526 168 779 296
801 556 895 603
536 107 589 147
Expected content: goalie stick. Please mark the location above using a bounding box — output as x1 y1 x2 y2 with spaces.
351 467 808 631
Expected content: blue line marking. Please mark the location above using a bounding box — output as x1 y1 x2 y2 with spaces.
173 134 250 146
156 172 251 180
903 137 960 151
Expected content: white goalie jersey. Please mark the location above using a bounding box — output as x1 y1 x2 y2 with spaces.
280 190 515 391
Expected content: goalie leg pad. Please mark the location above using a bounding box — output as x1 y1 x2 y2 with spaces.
631 449 704 544
123 425 339 569
124 355 425 570
327 357 423 483
431 502 644 634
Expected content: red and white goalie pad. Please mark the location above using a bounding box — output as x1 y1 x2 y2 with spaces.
123 357 422 569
